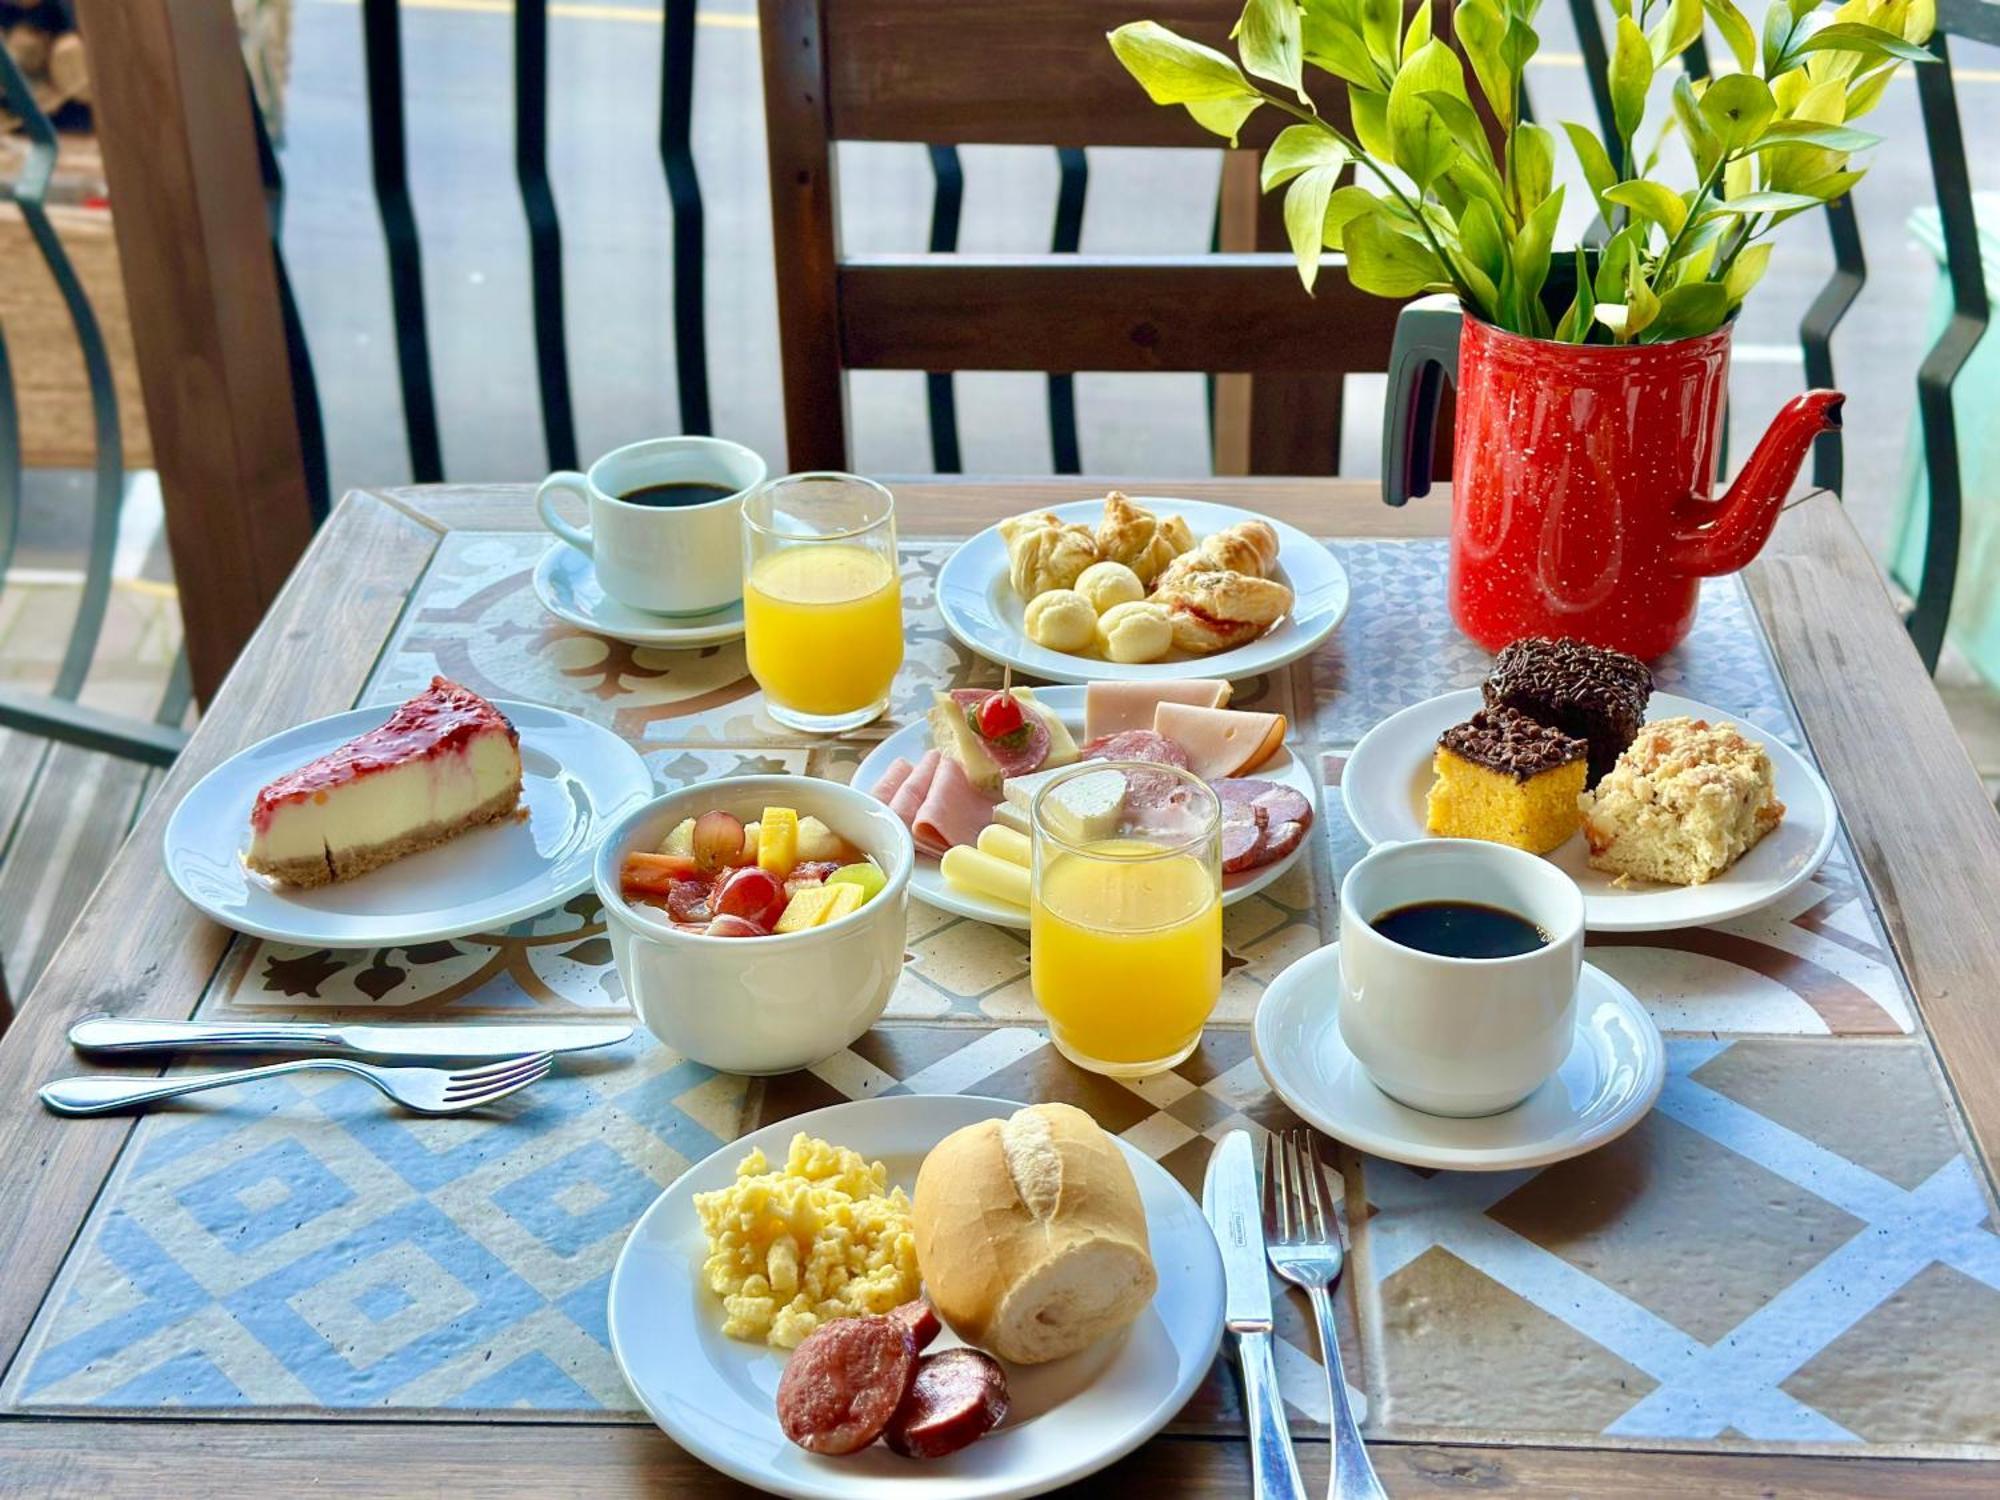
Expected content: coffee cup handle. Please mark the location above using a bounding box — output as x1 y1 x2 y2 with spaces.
537 471 594 558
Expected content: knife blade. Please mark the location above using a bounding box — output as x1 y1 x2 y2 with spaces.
1203 1130 1306 1500
69 1016 633 1062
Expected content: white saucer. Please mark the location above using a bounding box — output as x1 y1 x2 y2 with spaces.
934 497 1348 685
534 543 746 647
849 685 1316 929
607 1094 1225 1500
1252 943 1665 1172
1340 689 1837 932
164 700 655 946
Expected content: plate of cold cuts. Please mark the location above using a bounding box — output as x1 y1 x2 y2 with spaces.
852 680 1316 930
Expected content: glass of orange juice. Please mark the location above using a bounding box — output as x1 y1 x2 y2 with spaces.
1030 763 1223 1076
742 473 904 733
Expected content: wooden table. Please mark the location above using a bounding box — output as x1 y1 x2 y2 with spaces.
2 479 1998 1497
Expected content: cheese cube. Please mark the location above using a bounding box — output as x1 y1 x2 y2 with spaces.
758 808 799 876
1038 769 1128 846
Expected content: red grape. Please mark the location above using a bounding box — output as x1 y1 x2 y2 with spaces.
705 914 767 938
664 878 715 924
692 810 746 872
715 865 787 930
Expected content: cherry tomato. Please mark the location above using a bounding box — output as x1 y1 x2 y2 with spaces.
705 914 768 938
664 878 715 924
715 865 787 929
975 692 1024 739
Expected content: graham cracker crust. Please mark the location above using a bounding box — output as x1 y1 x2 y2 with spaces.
248 782 523 888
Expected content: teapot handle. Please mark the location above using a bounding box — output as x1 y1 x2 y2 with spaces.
1381 295 1463 507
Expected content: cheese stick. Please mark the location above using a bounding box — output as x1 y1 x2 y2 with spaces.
941 846 1030 908
976 824 1032 867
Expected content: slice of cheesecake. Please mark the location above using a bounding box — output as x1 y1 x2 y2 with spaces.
246 677 524 887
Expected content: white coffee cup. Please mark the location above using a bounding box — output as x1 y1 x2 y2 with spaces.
536 436 766 616
1338 839 1585 1117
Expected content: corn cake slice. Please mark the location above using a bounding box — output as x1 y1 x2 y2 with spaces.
1581 716 1784 885
1425 706 1588 855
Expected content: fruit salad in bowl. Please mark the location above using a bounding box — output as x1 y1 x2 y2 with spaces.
595 775 913 1073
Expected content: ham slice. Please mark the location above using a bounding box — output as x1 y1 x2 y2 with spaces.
889 750 941 825
871 757 917 803
911 755 993 852
1083 679 1231 741
1154 703 1287 779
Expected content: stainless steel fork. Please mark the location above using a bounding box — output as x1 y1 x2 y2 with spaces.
1265 1127 1387 1500
39 1053 555 1117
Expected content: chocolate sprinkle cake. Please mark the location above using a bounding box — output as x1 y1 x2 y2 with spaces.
1438 706 1587 782
1483 637 1652 787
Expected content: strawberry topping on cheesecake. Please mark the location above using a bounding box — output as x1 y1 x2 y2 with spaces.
246 677 524 887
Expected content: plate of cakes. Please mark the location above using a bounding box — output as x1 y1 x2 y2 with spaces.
164 677 655 946
1341 638 1838 932
934 493 1349 684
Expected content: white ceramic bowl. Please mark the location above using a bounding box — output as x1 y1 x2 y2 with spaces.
594 775 913 1075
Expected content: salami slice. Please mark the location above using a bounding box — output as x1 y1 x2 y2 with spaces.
776 1316 920 1456
882 1349 1010 1460
1080 729 1191 769
1216 779 1313 874
1220 815 1268 873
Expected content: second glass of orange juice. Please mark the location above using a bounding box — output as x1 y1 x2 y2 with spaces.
1030 763 1223 1076
742 473 903 732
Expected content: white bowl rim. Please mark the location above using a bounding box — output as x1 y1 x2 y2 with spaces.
593 774 914 949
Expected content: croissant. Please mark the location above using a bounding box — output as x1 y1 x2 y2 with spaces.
1198 520 1281 578
1000 512 1100 599
1095 491 1188 587
1151 568 1295 654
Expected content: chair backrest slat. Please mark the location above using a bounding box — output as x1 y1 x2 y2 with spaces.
516 0 580 472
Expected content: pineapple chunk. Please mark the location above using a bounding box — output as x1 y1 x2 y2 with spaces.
796 815 854 864
659 817 696 858
774 880 863 933
734 821 760 866
757 808 800 876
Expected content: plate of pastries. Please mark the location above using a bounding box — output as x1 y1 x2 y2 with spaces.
934 493 1350 683
1341 637 1838 931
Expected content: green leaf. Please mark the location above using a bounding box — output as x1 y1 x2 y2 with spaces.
1795 166 1868 202
1843 62 1899 120
1403 0 1433 58
1341 213 1448 296
1762 3 1796 78
1350 89 1395 160
1594 224 1641 301
1458 195 1509 286
1705 188 1824 213
1108 22 1259 104
1650 0 1704 63
1385 40 1468 190
1699 72 1777 151
1301 9 1384 87
1283 163 1346 290
1673 74 1721 178
1646 281 1729 341
1724 153 1755 200
1610 14 1654 146
1511 122 1556 221
1605 179 1689 237
1563 121 1620 215
1788 19 1937 65
1512 187 1566 325
1233 0 1307 98
1420 89 1501 173
1723 239 1773 303
1455 0 1512 123
1702 0 1760 72
1555 247 1597 342
1748 120 1882 152
1358 0 1401 71
1321 185 1383 248
1185 96 1264 143
1625 263 1661 338
1261 123 1351 190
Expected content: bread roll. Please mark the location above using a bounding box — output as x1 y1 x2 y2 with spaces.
912 1102 1157 1365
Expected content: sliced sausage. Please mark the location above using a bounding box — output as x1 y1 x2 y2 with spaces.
887 1300 941 1352
1080 729 1191 769
1220 801 1267 873
776 1316 920 1456
883 1349 1010 1460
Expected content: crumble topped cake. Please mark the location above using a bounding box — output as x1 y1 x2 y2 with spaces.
1426 705 1589 855
1580 716 1784 886
246 677 524 887
1483 636 1653 786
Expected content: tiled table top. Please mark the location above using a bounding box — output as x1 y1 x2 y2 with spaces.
8 532 1994 1459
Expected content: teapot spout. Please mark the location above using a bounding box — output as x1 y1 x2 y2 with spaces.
1666 391 1844 578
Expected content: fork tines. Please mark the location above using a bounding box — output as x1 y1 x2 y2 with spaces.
1263 1125 1345 1249
446 1052 553 1102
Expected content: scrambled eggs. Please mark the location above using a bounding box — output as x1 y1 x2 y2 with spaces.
694 1133 920 1348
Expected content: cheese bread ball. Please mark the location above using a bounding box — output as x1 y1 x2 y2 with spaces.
1024 588 1098 652
693 1133 920 1348
1074 560 1145 615
1096 600 1175 664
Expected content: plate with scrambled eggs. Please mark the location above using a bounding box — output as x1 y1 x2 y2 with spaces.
606 1093 1224 1500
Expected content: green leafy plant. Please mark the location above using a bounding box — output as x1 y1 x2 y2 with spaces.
1109 0 1934 342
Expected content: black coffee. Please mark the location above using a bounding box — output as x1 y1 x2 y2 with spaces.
1370 901 1548 959
618 481 736 509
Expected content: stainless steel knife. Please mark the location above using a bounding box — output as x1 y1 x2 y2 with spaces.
69 1016 633 1062
1203 1129 1308 1500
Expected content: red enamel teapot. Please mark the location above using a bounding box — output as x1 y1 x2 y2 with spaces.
1383 294 1844 661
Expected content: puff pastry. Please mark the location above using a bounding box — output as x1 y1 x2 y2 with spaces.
1000 512 1100 599
1095 491 1191 587
1151 569 1295 654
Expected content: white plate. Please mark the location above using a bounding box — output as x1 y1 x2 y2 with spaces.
935 497 1349 685
1253 943 1665 1172
1341 689 1838 932
534 543 747 647
850 685 1315 929
608 1094 1225 1500
164 700 654 946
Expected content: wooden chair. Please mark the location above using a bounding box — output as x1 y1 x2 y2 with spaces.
757 0 1423 476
